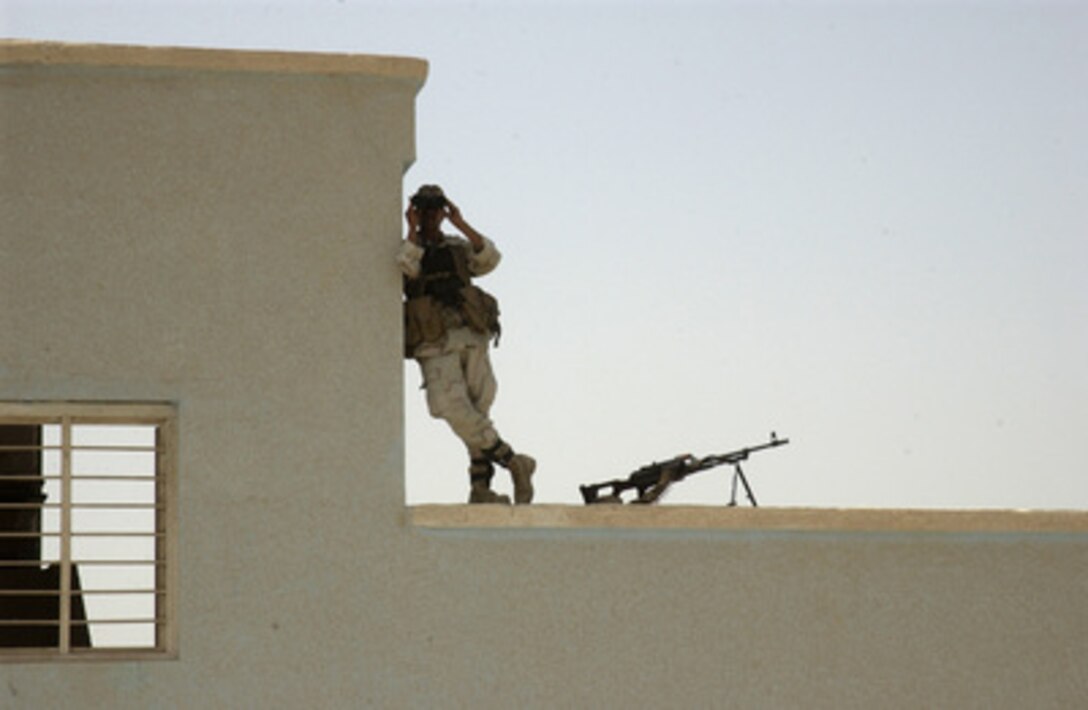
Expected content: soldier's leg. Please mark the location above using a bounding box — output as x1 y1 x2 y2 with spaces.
419 351 499 450
463 342 497 419
419 353 507 503
463 344 535 504
481 439 535 504
466 449 509 505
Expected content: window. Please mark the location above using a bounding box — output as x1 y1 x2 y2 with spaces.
0 402 176 660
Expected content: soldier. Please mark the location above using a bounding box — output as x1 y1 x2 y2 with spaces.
398 185 535 504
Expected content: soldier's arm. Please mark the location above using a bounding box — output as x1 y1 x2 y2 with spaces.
446 202 501 275
397 206 424 277
446 201 484 251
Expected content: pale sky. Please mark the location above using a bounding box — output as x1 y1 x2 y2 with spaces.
5 0 1086 509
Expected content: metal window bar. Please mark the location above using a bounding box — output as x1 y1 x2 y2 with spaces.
1 405 174 658
58 416 72 653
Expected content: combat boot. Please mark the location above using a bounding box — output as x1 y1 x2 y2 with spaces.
468 484 511 504
467 458 510 504
483 440 535 504
507 453 536 505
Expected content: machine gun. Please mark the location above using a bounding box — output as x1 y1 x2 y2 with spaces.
579 433 789 506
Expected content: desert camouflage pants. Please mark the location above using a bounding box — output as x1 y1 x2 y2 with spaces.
418 340 500 454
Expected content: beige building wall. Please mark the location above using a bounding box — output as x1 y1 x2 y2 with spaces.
2 41 1086 709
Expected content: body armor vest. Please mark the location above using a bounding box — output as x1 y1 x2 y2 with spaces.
404 241 472 307
403 239 501 357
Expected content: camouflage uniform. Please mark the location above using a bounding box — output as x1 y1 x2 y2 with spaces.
398 234 534 503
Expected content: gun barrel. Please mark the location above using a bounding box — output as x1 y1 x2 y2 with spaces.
703 436 789 465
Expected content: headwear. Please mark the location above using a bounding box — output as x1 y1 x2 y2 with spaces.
410 184 447 210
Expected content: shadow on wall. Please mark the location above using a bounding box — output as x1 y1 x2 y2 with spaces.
0 426 90 649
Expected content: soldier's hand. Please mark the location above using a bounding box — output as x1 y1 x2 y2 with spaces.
445 200 464 226
405 205 420 241
444 200 485 251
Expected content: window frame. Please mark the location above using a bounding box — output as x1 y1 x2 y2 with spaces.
0 401 178 662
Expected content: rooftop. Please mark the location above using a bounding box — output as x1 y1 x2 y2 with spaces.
411 504 1088 534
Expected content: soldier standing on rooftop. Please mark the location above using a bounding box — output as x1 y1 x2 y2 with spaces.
398 185 535 504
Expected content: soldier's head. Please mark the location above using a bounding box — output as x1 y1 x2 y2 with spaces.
410 184 448 240
411 184 448 212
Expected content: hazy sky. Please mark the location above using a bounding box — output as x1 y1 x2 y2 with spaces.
5 1 1086 509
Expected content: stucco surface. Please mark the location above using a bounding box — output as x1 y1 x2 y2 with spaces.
2 42 422 706
2 42 1086 709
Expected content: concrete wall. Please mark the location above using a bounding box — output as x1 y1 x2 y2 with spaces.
3 41 1086 709
1 41 425 705
408 509 1086 709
